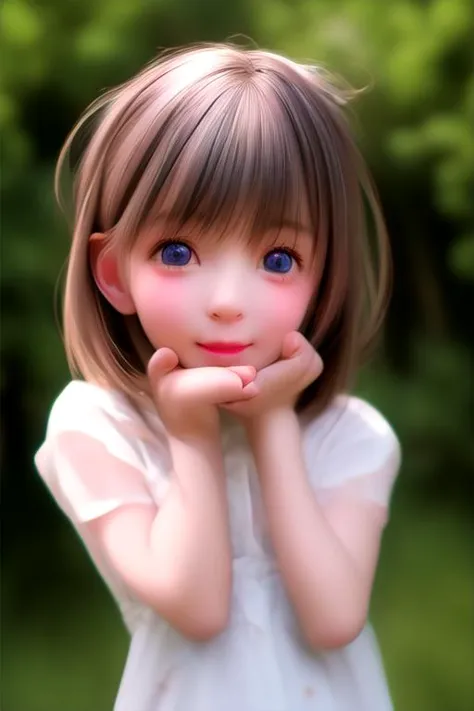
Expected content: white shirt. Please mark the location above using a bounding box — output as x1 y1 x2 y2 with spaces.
35 380 401 711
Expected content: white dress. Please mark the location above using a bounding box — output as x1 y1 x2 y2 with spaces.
35 381 401 711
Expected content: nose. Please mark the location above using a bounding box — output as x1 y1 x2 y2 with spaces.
209 303 243 323
206 264 245 323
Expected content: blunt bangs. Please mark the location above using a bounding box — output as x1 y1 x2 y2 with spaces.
144 86 310 246
98 59 343 253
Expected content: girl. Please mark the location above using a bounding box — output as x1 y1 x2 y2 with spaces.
35 44 401 710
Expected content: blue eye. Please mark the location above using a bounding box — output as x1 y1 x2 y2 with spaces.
160 241 192 266
263 250 294 274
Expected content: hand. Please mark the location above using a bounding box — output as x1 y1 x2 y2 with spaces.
147 348 258 440
220 332 323 421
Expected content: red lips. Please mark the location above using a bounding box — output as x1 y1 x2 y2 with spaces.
197 342 250 355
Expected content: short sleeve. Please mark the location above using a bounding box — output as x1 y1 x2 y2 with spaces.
303 396 401 512
35 382 160 523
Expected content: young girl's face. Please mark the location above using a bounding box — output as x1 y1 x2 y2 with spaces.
123 217 317 371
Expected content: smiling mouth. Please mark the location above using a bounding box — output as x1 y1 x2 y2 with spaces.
197 342 251 355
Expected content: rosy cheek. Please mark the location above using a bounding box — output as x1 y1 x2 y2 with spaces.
136 272 189 332
154 275 187 314
267 282 313 331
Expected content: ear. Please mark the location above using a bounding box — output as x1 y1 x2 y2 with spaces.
89 233 136 315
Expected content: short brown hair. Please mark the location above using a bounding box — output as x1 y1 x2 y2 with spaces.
56 43 391 415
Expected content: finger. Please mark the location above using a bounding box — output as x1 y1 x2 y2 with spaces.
312 352 324 379
281 331 306 360
253 352 298 390
209 374 258 403
281 332 321 382
227 365 256 387
175 368 256 406
251 337 311 393
240 381 259 398
147 348 179 382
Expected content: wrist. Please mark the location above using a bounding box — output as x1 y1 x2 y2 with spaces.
168 422 221 449
168 427 226 487
245 406 297 445
165 405 220 445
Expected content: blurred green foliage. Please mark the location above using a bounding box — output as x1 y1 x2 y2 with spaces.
2 1 473 710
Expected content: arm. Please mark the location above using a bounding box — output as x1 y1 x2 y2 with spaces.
87 430 231 642
247 408 386 650
84 351 257 642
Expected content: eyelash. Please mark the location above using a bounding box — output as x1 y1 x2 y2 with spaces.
270 244 303 268
150 239 304 270
150 238 199 266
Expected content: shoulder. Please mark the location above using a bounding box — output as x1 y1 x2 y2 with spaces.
36 381 169 487
301 395 401 477
46 380 131 430
301 394 399 443
36 382 165 524
44 380 162 439
37 381 138 473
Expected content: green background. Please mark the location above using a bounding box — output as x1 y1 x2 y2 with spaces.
2 1 473 709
